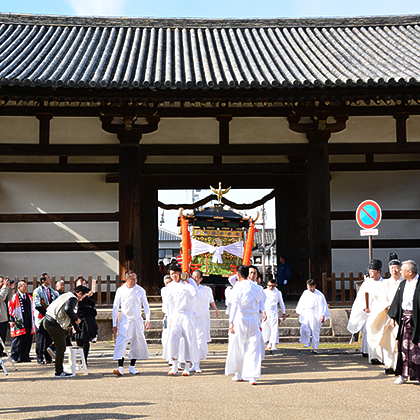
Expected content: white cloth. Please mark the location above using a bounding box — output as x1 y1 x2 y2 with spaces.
367 276 402 369
225 280 265 380
161 287 170 361
112 284 150 360
262 288 285 345
191 238 243 264
402 274 419 310
194 284 214 360
347 277 384 361
166 278 199 363
296 289 330 349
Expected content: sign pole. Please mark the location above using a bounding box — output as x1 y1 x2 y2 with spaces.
369 235 373 261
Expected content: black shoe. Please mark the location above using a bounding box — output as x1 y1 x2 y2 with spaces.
370 358 382 365
362 353 368 358
37 360 45 365
54 372 72 378
385 368 395 375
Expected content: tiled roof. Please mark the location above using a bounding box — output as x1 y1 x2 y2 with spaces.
1 13 420 90
254 229 276 245
159 228 181 242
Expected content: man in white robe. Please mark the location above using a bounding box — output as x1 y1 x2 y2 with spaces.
166 265 199 376
347 259 384 363
225 265 265 385
161 275 172 364
367 256 402 374
112 270 150 376
296 279 330 350
190 269 219 373
263 279 286 350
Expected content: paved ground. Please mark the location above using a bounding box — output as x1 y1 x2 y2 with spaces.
1 342 419 420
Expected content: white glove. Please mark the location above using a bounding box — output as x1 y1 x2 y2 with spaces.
284 280 288 285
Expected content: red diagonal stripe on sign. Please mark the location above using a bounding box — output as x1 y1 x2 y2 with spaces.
362 207 376 223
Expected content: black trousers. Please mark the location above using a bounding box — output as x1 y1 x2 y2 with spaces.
43 318 69 375
0 321 8 356
36 321 53 362
10 330 33 362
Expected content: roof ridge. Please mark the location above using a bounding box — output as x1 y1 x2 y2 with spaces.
1 12 420 28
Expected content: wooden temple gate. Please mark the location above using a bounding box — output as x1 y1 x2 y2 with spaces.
1 14 420 295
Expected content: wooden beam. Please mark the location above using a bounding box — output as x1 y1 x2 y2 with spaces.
1 142 420 158
332 239 420 248
36 113 52 145
0 213 119 223
330 161 420 171
394 112 409 143
0 242 119 252
331 210 420 220
0 163 118 172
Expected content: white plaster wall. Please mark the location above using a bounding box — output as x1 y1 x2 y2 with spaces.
0 116 38 143
407 115 420 142
230 117 307 144
330 170 420 274
142 118 218 144
330 116 395 143
50 117 118 144
0 173 119 278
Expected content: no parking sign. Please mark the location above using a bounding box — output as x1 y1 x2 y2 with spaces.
356 200 382 235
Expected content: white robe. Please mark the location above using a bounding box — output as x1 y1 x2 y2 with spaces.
194 284 215 361
367 276 402 369
161 287 170 361
166 278 199 363
112 284 150 360
225 280 265 380
347 277 384 361
296 289 330 349
262 288 285 345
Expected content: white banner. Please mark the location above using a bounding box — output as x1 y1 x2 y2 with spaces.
191 238 244 264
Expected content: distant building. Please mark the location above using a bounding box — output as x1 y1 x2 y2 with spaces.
158 228 181 264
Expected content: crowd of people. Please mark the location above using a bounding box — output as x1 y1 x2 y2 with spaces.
347 254 420 385
1 255 419 387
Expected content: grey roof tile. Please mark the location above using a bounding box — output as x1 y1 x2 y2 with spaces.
1 13 420 90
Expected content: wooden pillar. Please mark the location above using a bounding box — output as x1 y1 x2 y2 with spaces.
140 182 159 294
306 129 332 284
288 112 347 285
101 114 160 285
118 136 142 282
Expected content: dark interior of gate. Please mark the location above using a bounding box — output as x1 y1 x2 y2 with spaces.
1 13 420 300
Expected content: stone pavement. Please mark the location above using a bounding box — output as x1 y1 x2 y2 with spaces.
1 342 419 420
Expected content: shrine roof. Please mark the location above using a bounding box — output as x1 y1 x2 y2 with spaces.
1 13 420 91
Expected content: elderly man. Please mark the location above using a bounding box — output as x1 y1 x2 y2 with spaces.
112 270 150 376
225 265 265 385
55 281 65 295
388 260 420 385
190 269 219 373
44 285 90 378
33 273 59 364
165 265 198 376
0 276 14 357
8 281 36 363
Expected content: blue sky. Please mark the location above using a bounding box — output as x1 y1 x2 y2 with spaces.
0 0 419 19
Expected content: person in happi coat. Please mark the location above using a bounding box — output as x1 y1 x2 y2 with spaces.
225 265 266 385
8 280 36 363
262 279 286 351
190 269 219 373
347 259 384 363
165 265 199 376
388 260 420 385
296 279 330 351
112 270 150 376
33 273 59 364
367 255 403 375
